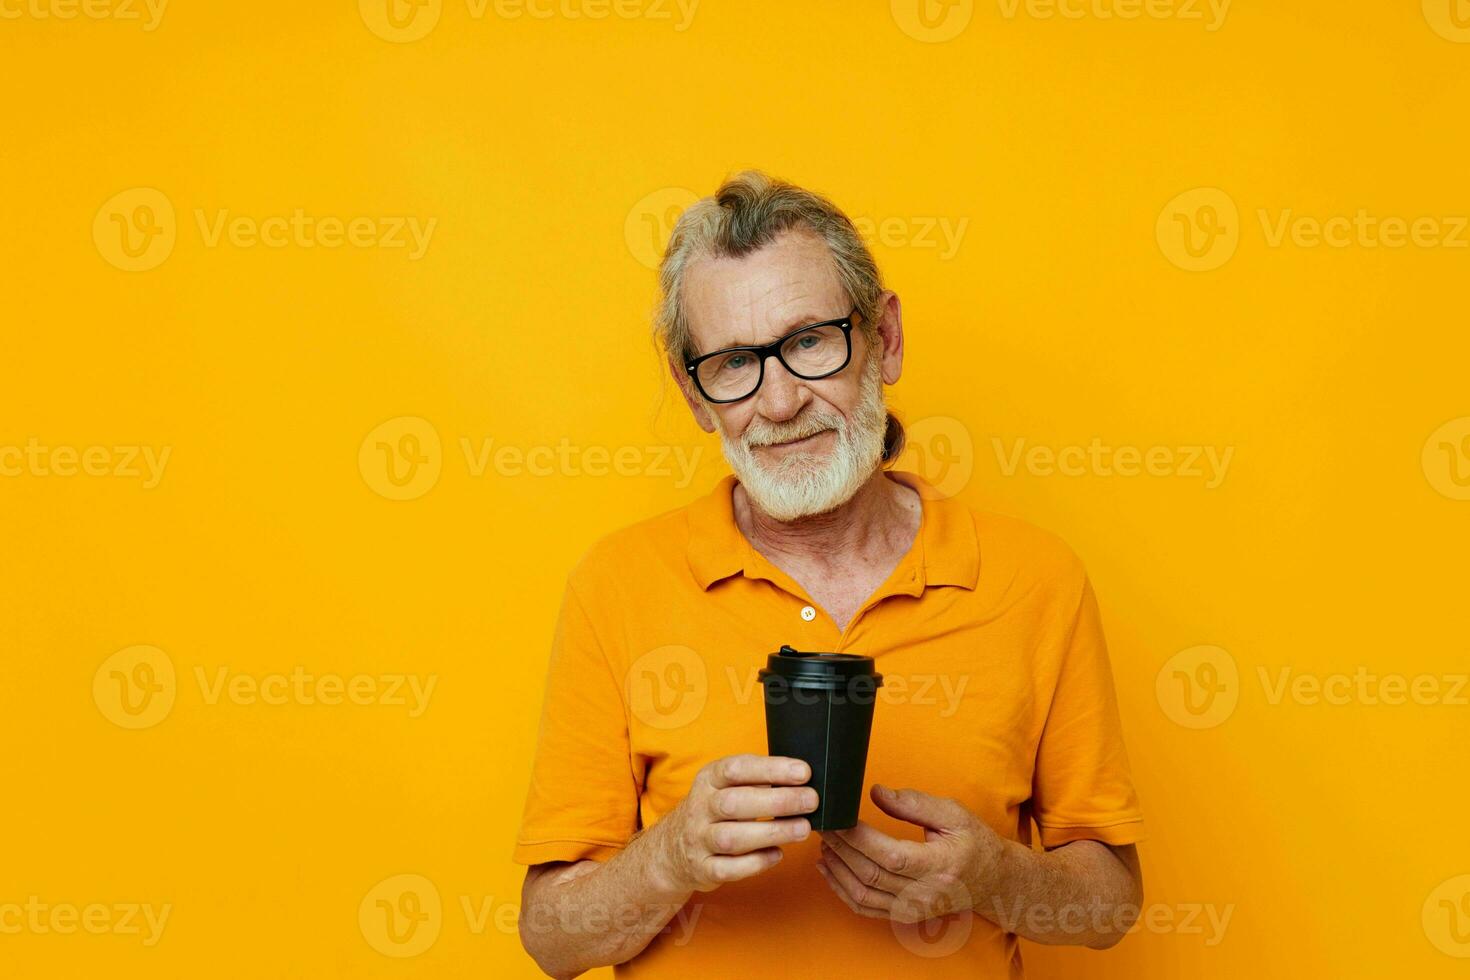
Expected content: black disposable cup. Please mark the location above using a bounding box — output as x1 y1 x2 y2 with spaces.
757 645 883 831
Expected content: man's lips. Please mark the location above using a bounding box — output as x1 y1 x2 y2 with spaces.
757 429 833 450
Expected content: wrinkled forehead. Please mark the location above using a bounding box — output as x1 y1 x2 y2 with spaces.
681 228 849 356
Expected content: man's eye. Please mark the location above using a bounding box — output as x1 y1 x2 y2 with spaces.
794 335 818 350
721 353 750 372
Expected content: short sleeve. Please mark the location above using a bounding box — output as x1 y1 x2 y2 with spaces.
1031 575 1146 849
512 575 641 865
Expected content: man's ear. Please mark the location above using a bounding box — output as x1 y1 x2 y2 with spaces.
669 356 717 433
873 290 905 386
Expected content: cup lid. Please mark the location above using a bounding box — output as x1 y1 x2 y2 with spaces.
757 644 883 686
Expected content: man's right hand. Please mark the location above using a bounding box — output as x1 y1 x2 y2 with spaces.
651 754 818 896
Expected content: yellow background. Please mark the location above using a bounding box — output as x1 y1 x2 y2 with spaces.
3 0 1468 976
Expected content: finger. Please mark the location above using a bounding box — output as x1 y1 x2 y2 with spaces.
869 784 968 832
819 849 896 914
820 836 914 896
706 817 811 855
701 847 783 885
710 785 818 820
816 861 885 919
830 821 931 877
706 754 811 789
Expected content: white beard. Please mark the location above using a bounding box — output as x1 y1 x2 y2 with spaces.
715 356 888 522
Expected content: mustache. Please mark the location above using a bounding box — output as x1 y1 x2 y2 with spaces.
743 414 843 448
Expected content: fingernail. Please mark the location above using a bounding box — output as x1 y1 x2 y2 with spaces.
789 763 807 781
793 820 810 840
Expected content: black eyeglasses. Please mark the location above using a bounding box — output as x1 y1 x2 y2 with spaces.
684 308 860 404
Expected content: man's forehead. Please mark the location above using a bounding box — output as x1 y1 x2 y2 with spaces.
683 233 846 350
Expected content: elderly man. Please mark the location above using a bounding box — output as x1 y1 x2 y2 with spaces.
514 171 1145 978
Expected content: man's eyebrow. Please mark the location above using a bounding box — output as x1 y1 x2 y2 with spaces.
710 311 836 351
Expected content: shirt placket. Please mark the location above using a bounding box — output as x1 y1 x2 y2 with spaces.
739 536 927 652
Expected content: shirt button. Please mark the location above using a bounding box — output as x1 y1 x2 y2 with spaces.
800 605 816 622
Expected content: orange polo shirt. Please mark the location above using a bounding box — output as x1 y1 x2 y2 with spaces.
513 468 1145 978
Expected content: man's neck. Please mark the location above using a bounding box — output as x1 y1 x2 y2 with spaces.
732 468 919 570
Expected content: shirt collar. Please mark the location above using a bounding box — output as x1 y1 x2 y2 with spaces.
685 469 980 592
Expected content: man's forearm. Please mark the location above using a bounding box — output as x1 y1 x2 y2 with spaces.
520 824 695 979
977 840 1142 949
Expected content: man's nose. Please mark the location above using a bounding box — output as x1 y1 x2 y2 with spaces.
752 355 809 422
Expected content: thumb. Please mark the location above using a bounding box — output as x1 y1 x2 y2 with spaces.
870 784 965 832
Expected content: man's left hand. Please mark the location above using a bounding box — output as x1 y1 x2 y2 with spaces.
816 783 1004 923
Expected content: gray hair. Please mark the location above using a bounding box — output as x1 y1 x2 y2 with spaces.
653 170 906 462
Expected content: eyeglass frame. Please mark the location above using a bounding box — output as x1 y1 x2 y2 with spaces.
682 308 862 405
